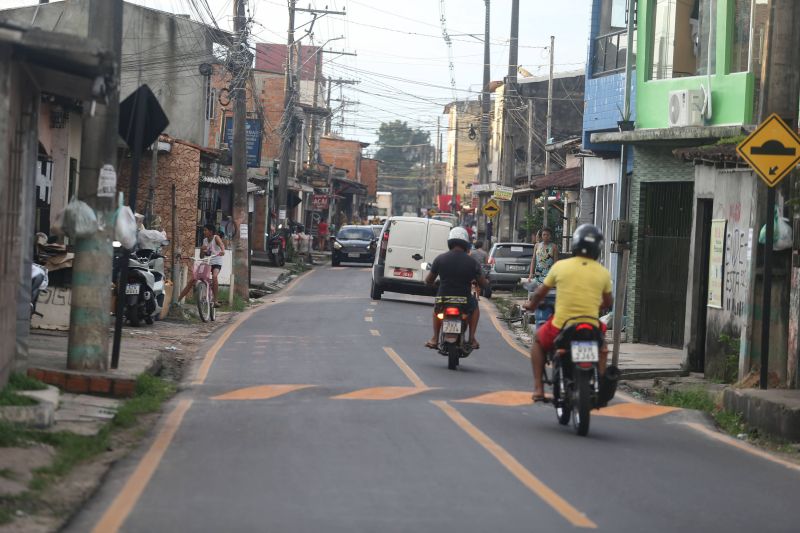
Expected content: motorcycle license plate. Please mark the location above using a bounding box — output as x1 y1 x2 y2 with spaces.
442 319 461 334
571 341 599 362
348 253 360 258
272 247 279 254
125 284 140 295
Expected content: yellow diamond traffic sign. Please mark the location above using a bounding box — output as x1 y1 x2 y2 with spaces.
482 198 500 218
736 113 800 188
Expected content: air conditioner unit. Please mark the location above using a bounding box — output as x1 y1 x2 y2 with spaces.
668 89 705 127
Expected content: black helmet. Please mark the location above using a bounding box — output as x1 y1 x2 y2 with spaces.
571 224 604 260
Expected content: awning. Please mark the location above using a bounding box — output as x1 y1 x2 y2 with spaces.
530 166 581 191
331 175 367 195
200 175 233 186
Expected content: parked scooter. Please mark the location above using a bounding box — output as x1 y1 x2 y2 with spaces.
114 237 168 326
31 263 48 318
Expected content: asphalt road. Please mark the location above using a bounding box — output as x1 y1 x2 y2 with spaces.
69 265 799 533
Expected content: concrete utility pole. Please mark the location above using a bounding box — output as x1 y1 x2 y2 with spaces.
452 111 459 215
543 35 554 226
526 101 533 183
231 0 250 299
757 0 800 389
66 0 123 371
478 0 491 187
610 0 638 368
277 0 297 226
500 0 519 240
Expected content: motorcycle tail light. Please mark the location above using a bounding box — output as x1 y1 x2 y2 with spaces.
444 307 460 316
577 362 593 369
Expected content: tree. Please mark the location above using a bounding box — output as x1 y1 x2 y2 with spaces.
375 121 431 176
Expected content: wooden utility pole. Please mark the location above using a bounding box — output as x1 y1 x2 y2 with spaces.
756 0 800 388
231 0 250 299
66 0 123 370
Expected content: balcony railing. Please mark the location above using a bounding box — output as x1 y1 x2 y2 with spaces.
592 29 633 77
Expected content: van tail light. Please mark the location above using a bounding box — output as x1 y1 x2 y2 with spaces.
379 230 390 262
444 307 460 316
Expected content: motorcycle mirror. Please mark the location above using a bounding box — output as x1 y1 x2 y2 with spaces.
420 262 431 271
161 240 170 247
112 241 122 248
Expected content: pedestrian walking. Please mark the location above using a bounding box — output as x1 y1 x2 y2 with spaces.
317 219 329 251
527 227 558 289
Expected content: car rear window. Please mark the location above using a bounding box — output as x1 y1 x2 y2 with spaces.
338 227 373 240
493 245 534 259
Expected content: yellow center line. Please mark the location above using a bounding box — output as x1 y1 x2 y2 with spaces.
480 299 530 359
431 400 597 529
370 329 381 336
382 346 427 389
91 398 193 533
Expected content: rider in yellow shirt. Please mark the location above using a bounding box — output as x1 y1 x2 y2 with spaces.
523 225 613 401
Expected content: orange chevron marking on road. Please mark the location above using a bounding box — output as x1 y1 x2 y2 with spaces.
333 386 430 401
594 403 679 420
211 384 314 401
458 390 537 406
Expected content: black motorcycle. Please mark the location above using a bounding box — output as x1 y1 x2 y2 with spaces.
435 296 473 370
545 316 619 437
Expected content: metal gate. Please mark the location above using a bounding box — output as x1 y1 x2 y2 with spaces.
639 182 693 347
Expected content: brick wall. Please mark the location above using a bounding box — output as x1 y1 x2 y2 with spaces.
360 158 379 197
117 139 201 271
319 137 363 181
627 145 695 342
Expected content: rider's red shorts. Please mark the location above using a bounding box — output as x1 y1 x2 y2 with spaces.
535 317 607 352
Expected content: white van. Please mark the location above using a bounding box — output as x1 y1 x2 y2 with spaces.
370 216 452 300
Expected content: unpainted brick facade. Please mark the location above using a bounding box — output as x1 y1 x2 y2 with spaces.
319 137 364 182
360 158 379 198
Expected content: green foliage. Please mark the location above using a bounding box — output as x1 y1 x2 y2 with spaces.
29 428 111 490
215 288 248 312
657 388 716 412
113 375 176 429
718 334 741 384
375 120 432 176
0 390 37 407
520 208 562 242
9 374 47 391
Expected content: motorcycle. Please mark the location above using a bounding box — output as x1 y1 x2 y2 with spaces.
544 316 620 437
30 263 48 318
265 226 287 267
115 240 168 326
422 262 474 370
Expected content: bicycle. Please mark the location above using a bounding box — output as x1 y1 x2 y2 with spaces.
186 256 216 322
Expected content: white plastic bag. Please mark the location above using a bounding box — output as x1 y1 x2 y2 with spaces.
61 197 98 238
114 206 138 250
758 206 793 251
137 228 168 251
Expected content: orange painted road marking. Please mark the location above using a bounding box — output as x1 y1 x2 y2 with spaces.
91 399 193 533
211 384 314 401
594 403 678 420
382 347 427 389
432 400 597 529
334 386 430 401
458 390 536 407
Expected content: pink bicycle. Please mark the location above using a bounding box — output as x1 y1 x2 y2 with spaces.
187 256 216 322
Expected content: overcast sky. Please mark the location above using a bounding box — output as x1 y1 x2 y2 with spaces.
0 0 590 147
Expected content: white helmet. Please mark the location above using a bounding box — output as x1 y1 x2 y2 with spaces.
447 226 471 250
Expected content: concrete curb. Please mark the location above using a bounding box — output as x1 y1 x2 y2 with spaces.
0 385 59 428
723 388 800 442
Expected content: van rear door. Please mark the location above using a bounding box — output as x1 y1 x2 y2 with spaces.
424 220 450 264
385 218 428 282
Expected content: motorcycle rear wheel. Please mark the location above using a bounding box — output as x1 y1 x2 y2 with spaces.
447 344 459 370
573 371 592 436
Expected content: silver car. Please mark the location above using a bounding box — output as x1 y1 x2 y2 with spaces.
488 242 534 290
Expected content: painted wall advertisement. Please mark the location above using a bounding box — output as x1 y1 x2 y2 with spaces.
707 219 727 308
223 117 263 168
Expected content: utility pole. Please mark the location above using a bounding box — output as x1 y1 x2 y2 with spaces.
756 0 800 389
452 111 459 215
436 116 441 201
500 0 520 240
66 0 123 371
543 35 554 227
478 0 491 187
610 0 637 368
231 0 250 299
277 0 297 226
526 101 533 183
